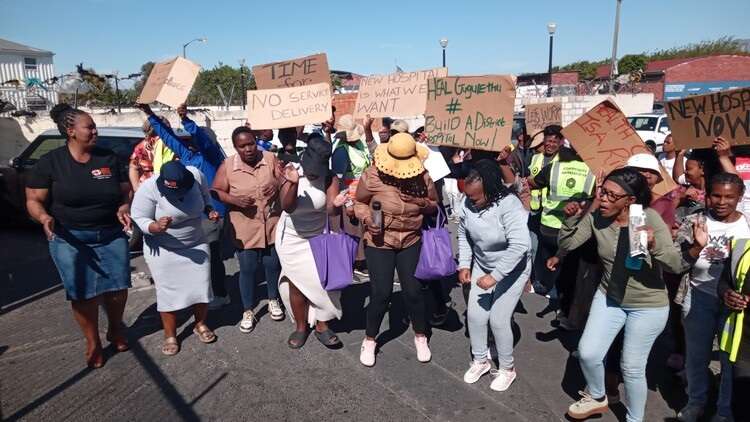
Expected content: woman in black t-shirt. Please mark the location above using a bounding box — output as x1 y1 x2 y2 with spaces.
26 104 133 369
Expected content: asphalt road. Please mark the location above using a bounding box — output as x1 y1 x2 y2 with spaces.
1 226 695 421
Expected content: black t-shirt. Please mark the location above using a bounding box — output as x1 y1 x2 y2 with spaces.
26 146 127 229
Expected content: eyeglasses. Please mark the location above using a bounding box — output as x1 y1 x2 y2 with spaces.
598 186 630 202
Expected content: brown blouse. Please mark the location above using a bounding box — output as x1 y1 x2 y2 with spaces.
225 152 281 249
354 165 438 250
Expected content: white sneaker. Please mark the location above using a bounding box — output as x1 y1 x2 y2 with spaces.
208 295 230 310
239 310 256 333
414 336 431 363
463 359 492 384
567 390 608 419
360 339 376 367
489 367 517 392
268 299 284 321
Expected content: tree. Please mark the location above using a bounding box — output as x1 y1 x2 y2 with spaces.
618 54 647 75
133 61 155 96
648 36 746 61
188 64 244 106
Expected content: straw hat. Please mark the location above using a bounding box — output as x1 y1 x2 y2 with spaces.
374 133 429 179
335 114 364 142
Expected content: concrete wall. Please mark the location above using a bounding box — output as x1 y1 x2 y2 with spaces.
515 93 655 126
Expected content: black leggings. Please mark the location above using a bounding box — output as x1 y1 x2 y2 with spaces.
365 242 427 338
209 240 227 297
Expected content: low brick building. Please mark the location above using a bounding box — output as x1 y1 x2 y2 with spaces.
596 55 750 101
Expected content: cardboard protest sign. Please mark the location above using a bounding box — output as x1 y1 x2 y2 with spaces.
562 100 676 196
354 67 448 119
137 57 201 108
525 102 562 138
424 75 516 152
666 87 750 149
246 82 331 130
252 53 330 90
423 145 451 182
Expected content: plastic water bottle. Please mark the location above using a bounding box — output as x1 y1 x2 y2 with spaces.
371 201 382 231
625 204 647 270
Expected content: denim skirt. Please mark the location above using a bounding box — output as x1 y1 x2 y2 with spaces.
49 225 131 301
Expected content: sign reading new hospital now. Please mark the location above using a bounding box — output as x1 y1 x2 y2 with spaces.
666 87 750 149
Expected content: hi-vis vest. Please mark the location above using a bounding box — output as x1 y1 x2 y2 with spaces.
529 153 558 212
720 238 750 362
540 160 596 229
332 139 371 181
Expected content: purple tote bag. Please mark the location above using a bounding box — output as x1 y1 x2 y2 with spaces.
415 208 457 280
309 216 359 291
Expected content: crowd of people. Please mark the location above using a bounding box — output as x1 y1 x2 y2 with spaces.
25 102 750 421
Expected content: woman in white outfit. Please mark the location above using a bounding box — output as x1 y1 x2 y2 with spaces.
131 161 220 355
277 134 347 349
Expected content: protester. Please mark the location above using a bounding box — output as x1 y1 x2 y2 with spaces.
508 130 533 179
527 126 562 215
277 127 300 164
131 161 218 355
212 126 284 332
129 116 176 191
457 159 531 391
277 135 348 349
134 103 230 310
26 104 132 368
354 132 438 367
557 168 687 422
658 134 685 181
718 237 750 421
674 172 749 422
332 114 372 276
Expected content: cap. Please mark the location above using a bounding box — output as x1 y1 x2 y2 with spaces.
626 153 661 174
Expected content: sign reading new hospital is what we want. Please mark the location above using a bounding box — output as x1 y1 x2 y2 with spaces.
246 83 332 130
354 67 448 118
666 87 750 149
424 75 516 152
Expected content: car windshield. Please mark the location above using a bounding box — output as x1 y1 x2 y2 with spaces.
25 135 142 164
627 117 658 131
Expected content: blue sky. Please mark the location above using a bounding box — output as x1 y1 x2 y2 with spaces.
1 0 748 82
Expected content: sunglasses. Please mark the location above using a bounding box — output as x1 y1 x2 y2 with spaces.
598 186 630 202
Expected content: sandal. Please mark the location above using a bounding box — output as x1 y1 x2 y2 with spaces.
314 329 342 348
287 330 311 349
162 337 180 356
106 330 130 353
86 346 105 369
193 325 217 344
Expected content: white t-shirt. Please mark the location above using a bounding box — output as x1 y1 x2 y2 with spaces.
690 214 750 296
658 154 687 184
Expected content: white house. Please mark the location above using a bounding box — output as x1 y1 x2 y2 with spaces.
0 38 58 113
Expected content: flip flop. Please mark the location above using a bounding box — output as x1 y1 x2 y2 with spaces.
314 329 342 348
193 325 217 344
287 330 310 349
162 337 180 356
106 331 130 352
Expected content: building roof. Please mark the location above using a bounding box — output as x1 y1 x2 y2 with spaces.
0 38 53 56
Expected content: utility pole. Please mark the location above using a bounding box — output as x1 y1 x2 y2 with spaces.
609 0 623 94
240 59 246 110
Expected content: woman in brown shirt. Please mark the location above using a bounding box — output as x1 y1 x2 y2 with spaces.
354 133 438 367
212 127 283 333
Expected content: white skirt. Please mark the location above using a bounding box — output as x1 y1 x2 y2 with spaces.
276 215 342 327
143 240 212 312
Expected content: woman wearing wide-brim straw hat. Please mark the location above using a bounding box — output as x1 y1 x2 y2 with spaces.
354 132 438 367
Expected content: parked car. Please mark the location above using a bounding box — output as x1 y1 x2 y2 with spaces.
627 113 671 153
0 126 189 248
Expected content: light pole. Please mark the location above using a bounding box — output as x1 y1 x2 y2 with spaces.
547 22 557 97
182 37 207 59
239 59 246 110
440 38 448 67
609 0 623 94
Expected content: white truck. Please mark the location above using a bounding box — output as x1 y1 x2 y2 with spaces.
626 113 671 153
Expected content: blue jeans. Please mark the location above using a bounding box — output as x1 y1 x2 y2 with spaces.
578 290 668 422
681 286 733 416
237 246 281 311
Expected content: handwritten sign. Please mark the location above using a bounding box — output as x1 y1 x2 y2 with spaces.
246 83 331 130
526 102 562 138
354 67 448 119
252 53 330 90
137 57 201 108
562 100 676 196
424 75 516 152
666 87 750 149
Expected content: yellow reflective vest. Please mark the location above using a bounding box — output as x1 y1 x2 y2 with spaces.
528 153 558 212
540 160 595 229
720 238 750 362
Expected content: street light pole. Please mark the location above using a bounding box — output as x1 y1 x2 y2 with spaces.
240 59 246 110
547 23 557 97
609 0 622 94
439 38 448 67
182 37 207 59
